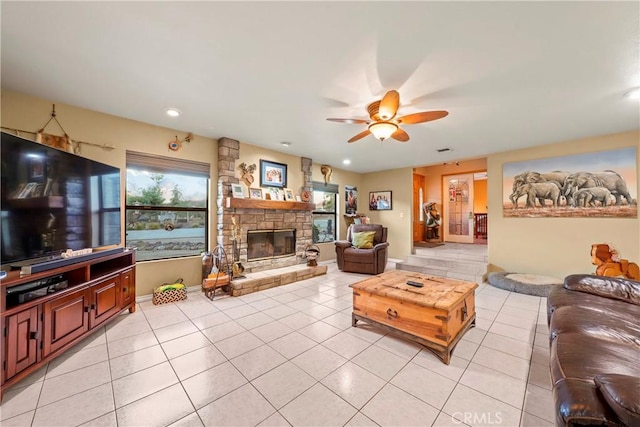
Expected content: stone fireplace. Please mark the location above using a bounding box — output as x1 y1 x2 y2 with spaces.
216 137 315 274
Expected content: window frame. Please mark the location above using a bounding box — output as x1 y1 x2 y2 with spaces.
311 182 338 244
125 151 210 262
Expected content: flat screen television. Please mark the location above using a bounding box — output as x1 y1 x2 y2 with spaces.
1 131 121 267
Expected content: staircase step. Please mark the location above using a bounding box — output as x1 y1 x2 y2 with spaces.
405 255 487 273
398 243 488 285
396 262 486 285
414 247 488 263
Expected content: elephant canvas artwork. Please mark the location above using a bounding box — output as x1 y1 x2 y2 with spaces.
503 147 637 218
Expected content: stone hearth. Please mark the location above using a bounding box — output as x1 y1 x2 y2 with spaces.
230 263 328 297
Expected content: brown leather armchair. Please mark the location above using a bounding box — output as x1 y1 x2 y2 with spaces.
335 224 389 274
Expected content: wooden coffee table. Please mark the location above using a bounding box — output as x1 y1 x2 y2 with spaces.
350 270 478 364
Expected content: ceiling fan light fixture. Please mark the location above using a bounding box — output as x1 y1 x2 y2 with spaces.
368 122 398 141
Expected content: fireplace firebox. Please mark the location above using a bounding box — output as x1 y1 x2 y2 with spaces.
247 229 296 261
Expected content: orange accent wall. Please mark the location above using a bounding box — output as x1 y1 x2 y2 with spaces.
415 158 488 210
473 179 487 213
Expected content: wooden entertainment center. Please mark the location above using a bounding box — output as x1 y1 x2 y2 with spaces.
0 250 136 398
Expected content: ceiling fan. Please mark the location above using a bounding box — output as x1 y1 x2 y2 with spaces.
327 90 448 143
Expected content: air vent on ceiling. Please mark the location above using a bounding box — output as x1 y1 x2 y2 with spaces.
436 148 451 153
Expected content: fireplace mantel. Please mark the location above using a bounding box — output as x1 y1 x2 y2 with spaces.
226 197 315 211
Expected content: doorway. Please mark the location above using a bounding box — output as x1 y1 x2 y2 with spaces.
443 174 475 243
412 173 425 242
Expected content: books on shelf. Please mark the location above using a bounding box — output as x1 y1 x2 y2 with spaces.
11 181 51 199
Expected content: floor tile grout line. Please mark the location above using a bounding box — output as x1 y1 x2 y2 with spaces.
31 379 114 419
104 324 118 427
6 262 552 427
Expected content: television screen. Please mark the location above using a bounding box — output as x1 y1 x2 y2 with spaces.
1 132 121 266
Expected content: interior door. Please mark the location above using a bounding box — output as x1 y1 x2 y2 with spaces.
443 174 474 243
412 173 425 242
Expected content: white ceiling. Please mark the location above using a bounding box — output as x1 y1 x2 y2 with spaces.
2 2 638 173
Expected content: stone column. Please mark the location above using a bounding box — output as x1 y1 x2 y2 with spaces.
216 137 240 253
301 157 312 193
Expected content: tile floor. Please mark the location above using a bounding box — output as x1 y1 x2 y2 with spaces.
0 262 554 427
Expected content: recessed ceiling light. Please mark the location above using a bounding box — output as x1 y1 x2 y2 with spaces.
624 87 640 99
343 159 351 165
165 108 181 117
280 141 292 147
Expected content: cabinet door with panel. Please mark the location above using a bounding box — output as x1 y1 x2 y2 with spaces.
43 287 90 357
119 268 135 310
88 275 121 329
5 306 39 379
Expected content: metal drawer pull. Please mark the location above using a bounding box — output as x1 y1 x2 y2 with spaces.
29 331 39 340
386 308 398 318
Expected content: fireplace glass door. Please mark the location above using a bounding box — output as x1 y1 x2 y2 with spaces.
247 229 296 261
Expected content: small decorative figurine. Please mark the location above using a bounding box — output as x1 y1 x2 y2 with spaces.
591 243 640 280
238 162 257 187
320 165 333 185
423 202 441 240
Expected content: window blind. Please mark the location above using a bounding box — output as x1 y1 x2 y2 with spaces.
312 181 339 193
126 151 210 177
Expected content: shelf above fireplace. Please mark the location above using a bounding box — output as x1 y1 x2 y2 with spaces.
226 197 315 211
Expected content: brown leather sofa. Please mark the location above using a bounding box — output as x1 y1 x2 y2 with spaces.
547 274 640 427
335 224 389 274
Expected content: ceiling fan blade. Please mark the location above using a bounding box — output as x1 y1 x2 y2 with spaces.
391 128 410 142
348 129 371 143
326 118 369 124
379 90 400 120
397 110 449 124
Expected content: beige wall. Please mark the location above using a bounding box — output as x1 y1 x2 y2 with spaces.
237 143 305 196
0 89 366 292
360 168 413 260
487 130 640 279
1 89 218 296
4 89 638 290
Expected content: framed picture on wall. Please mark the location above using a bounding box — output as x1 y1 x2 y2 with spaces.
369 191 392 211
502 147 637 218
260 160 287 188
345 185 358 214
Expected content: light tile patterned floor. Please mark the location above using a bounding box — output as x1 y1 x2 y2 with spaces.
0 262 554 426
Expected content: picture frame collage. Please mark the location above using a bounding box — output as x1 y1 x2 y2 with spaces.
231 159 297 201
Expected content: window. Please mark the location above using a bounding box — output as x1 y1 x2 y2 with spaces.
312 182 338 243
125 152 209 261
